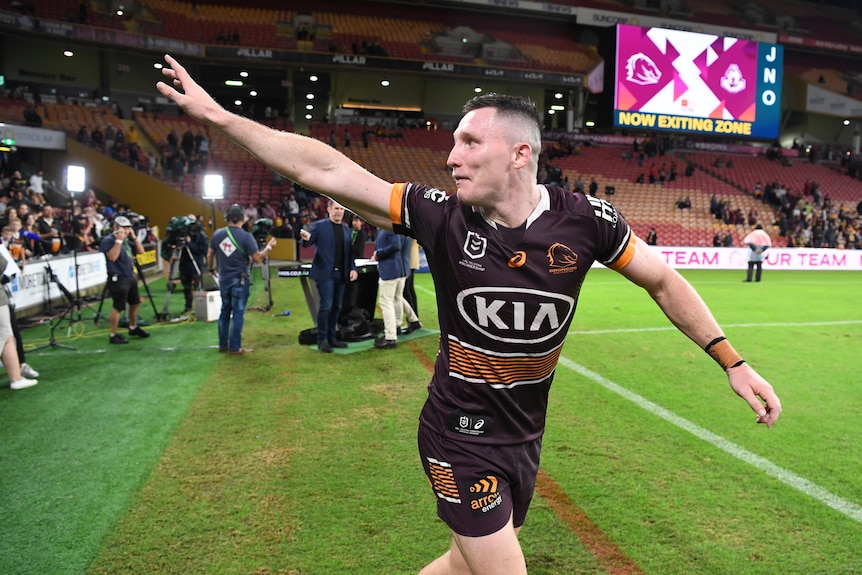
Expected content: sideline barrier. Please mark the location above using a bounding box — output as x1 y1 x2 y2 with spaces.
12 252 107 313
11 245 161 313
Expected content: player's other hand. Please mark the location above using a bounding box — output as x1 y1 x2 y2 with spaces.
728 363 781 428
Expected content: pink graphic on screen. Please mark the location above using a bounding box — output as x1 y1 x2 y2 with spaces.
616 25 758 121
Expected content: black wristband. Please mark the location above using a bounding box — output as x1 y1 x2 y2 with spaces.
704 336 726 354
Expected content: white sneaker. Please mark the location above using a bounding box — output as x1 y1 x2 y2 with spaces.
10 377 38 390
21 363 39 378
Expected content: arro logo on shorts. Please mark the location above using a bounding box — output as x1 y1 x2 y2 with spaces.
456 287 574 344
469 475 502 513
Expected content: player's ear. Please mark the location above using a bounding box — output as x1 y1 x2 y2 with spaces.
513 142 532 169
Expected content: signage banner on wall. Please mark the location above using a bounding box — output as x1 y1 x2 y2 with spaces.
593 246 862 271
11 252 107 312
419 246 861 273
0 123 66 151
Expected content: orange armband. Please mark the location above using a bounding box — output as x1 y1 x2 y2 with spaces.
704 336 746 371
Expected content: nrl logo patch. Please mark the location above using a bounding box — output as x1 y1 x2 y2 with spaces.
463 231 487 259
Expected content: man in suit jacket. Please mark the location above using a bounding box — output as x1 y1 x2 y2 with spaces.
299 199 358 353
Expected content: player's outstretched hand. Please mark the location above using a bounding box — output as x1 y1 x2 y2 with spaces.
155 54 225 126
727 363 781 428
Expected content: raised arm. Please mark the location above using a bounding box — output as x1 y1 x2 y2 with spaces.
156 54 393 230
617 236 782 427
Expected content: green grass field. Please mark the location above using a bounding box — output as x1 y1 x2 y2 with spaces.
1 267 860 574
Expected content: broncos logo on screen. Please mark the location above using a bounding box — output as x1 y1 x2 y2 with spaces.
625 53 662 86
720 63 747 94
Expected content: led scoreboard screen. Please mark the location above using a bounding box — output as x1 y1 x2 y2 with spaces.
614 24 783 139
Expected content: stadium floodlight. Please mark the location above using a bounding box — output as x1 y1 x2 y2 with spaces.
203 174 225 200
66 165 86 193
203 173 224 229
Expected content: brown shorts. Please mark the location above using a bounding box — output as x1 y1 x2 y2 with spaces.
418 424 542 537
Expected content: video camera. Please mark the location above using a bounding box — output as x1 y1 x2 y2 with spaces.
120 211 149 233
161 215 202 259
252 218 273 250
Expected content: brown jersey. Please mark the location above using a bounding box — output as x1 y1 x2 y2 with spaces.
391 183 635 445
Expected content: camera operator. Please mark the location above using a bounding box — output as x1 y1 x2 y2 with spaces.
207 204 276 354
177 215 208 314
99 216 150 345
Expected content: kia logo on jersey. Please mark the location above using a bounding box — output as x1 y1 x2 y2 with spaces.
456 287 574 344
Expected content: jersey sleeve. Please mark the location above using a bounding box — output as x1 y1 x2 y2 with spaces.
584 195 636 270
389 182 451 257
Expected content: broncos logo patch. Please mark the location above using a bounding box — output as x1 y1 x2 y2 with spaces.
547 242 578 274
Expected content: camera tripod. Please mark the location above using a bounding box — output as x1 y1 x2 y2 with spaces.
31 263 80 351
249 246 273 312
160 244 203 319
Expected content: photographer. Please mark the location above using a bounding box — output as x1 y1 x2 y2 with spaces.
178 215 208 314
99 216 150 345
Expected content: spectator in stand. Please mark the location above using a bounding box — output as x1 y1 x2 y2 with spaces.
748 208 759 227
28 170 45 200
20 214 41 257
753 181 763 200
167 129 178 152
90 126 104 150
105 124 116 151
646 227 658 246
588 178 598 196
571 175 583 194
823 222 838 248
181 129 195 157
35 205 62 255
76 125 90 146
242 202 258 224
259 201 277 223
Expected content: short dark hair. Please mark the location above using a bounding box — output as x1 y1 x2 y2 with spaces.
225 204 244 223
462 93 540 129
462 93 541 153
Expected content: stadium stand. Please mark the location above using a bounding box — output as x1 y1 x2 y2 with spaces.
2 0 862 249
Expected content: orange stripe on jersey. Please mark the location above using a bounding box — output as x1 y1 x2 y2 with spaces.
390 183 406 226
447 339 562 387
607 233 636 271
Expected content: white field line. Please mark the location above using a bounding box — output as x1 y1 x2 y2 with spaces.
557 356 862 524
569 319 862 336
